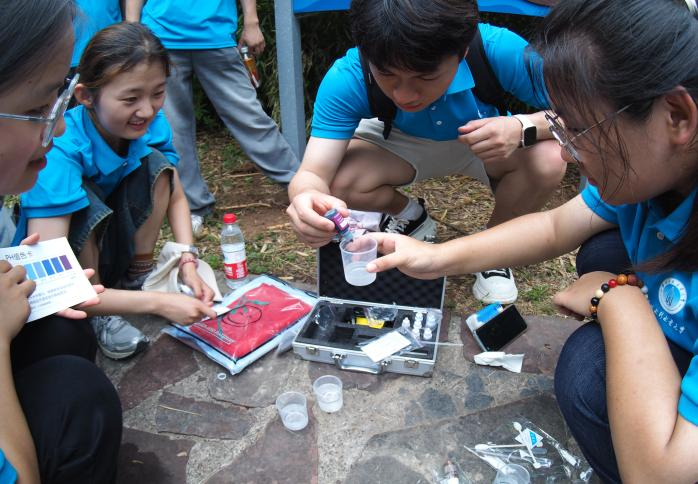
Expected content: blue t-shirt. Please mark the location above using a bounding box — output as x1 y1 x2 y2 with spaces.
141 0 237 50
311 23 546 141
0 450 17 484
20 105 178 220
582 185 698 425
72 0 122 67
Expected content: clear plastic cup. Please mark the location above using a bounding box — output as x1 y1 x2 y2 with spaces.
275 391 308 431
339 236 377 286
493 464 530 484
312 375 343 413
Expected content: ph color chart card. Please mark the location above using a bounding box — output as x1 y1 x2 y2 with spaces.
0 237 97 322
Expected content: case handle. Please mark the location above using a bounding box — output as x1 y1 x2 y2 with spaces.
332 354 387 374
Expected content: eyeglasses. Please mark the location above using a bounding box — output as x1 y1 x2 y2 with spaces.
545 104 631 164
0 74 79 147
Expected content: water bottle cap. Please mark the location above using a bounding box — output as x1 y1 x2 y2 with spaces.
240 46 249 54
223 213 237 224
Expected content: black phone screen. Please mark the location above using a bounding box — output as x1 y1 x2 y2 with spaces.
475 305 527 351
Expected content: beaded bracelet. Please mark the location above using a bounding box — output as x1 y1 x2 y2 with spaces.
589 271 649 320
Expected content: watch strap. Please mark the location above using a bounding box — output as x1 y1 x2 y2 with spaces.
513 114 536 148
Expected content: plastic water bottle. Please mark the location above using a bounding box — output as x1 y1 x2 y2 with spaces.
221 213 248 290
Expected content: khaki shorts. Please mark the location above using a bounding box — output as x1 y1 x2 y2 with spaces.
353 118 490 187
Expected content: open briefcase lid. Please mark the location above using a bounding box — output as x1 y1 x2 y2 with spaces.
317 241 446 309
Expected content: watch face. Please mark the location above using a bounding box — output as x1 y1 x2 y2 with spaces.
523 126 537 147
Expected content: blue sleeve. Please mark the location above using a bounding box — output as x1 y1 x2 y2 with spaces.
20 137 90 219
146 111 179 166
310 49 373 139
581 185 619 225
0 450 17 484
480 24 548 109
679 340 698 426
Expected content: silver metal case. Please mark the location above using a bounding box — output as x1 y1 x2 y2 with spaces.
292 241 446 377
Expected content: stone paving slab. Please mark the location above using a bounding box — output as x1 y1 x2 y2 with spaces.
97 276 592 483
205 407 319 484
117 428 195 484
155 391 255 439
461 315 584 376
344 394 576 484
118 335 199 410
209 349 309 408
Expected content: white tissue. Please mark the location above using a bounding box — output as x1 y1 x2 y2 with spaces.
473 351 524 373
347 210 383 232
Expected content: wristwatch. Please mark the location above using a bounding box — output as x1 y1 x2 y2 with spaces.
513 114 537 148
182 245 199 257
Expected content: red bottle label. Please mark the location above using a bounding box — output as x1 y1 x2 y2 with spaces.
224 260 248 280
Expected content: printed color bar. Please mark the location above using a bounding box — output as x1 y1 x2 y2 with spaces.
24 255 73 281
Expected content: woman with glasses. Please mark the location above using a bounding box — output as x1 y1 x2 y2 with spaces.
0 1 122 482
364 0 698 481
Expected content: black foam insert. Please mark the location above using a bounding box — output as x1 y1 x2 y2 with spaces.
317 241 445 309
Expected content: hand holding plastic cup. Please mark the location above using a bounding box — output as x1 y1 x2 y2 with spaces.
313 375 343 413
275 391 308 431
339 236 377 286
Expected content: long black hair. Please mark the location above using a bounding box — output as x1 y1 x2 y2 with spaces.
349 0 479 73
531 0 698 272
0 0 75 94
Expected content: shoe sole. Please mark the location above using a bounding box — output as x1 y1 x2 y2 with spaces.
472 280 518 305
408 215 438 242
98 339 149 360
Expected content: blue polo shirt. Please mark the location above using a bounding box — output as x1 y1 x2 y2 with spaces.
0 450 16 483
141 0 237 50
72 0 122 67
582 184 698 425
311 23 546 141
20 105 178 220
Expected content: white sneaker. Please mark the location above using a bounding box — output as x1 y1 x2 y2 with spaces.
191 214 204 239
472 268 518 304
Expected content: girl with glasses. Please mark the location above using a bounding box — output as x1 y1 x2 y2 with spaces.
0 0 122 482
17 22 218 361
365 0 698 481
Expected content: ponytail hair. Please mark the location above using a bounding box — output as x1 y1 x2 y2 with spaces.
78 22 170 92
530 0 698 273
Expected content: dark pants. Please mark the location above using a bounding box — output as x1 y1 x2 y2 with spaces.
555 229 692 483
68 150 174 287
10 316 122 483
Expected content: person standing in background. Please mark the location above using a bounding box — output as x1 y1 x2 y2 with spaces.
71 0 122 72
125 0 301 237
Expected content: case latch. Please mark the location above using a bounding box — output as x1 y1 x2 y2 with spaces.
404 359 419 369
306 346 318 355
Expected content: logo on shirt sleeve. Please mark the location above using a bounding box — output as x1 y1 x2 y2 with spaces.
658 277 688 315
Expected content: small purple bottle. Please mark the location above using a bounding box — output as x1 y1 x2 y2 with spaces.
324 208 353 241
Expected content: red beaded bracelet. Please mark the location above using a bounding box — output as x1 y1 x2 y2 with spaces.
589 271 649 320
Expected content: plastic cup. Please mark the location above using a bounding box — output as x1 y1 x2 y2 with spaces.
493 464 530 484
312 375 343 413
275 391 308 431
339 236 377 286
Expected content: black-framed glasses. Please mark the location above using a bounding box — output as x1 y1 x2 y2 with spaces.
0 74 79 147
545 104 631 164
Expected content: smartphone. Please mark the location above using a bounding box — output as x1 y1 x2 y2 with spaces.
472 305 527 352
